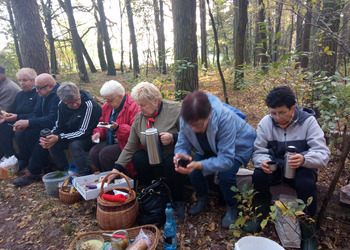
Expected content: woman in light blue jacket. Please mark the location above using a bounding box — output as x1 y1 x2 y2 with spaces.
174 91 256 228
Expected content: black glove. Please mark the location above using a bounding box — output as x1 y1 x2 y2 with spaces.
113 163 128 175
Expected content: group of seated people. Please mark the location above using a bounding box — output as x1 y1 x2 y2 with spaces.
0 64 330 248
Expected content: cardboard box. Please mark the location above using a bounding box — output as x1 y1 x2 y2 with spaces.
72 171 134 200
0 165 18 179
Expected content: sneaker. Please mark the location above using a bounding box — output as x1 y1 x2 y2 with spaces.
174 201 186 221
13 173 40 187
188 195 209 215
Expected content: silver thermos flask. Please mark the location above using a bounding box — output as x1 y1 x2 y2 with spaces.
145 128 163 165
284 146 297 179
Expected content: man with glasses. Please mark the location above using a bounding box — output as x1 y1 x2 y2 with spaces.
245 86 330 250
13 73 60 187
39 82 102 176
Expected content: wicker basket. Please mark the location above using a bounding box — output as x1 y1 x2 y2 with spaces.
59 174 83 204
68 224 160 250
96 172 138 230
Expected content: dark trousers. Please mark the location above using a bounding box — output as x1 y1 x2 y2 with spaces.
253 167 318 217
89 141 122 172
0 122 17 157
48 137 94 176
189 153 241 207
132 149 186 202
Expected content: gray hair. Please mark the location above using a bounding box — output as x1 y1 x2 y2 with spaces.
100 80 125 97
16 68 37 80
131 81 162 103
57 82 80 102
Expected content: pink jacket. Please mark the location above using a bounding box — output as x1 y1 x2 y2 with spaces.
92 93 139 176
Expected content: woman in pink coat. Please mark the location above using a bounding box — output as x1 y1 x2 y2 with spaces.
89 80 139 176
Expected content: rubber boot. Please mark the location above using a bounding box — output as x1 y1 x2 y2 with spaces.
300 221 317 250
222 204 237 228
188 195 209 215
243 198 271 234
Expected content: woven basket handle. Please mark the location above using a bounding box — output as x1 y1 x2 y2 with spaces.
59 174 80 191
99 171 132 196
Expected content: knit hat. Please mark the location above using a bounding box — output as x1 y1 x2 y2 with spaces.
0 64 5 74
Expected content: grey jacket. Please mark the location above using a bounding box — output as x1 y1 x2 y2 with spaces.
252 105 330 170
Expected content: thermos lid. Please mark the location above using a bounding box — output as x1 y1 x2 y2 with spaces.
287 145 297 152
145 127 157 135
40 128 51 137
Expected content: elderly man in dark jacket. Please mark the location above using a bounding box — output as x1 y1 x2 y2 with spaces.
13 73 60 187
40 82 102 176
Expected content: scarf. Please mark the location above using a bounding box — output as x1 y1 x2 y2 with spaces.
145 102 162 129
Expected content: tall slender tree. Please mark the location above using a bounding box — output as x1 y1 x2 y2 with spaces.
11 0 49 74
58 0 89 82
97 0 116 75
172 0 198 99
153 0 166 74
125 0 140 77
92 1 107 71
257 0 268 71
200 0 207 69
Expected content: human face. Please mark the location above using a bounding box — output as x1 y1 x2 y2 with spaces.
269 105 296 127
64 96 81 110
35 82 51 97
104 94 123 109
136 98 158 117
17 74 35 91
188 115 210 134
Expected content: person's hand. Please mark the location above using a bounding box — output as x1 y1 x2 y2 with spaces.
288 153 305 169
159 132 173 146
107 168 121 184
4 113 17 122
0 115 4 124
91 132 100 142
110 121 119 130
40 134 58 149
174 153 198 174
261 160 273 174
14 119 29 131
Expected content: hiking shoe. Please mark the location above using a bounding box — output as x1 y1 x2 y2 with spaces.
188 195 209 215
13 173 40 187
174 201 186 221
222 205 237 228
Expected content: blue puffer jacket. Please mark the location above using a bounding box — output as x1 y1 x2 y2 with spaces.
175 93 257 176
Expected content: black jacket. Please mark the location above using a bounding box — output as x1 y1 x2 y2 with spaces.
10 88 39 120
29 83 60 129
53 90 102 141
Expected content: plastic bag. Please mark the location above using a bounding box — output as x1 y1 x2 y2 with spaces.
0 155 18 168
274 194 301 248
340 184 350 205
0 155 19 178
126 229 151 250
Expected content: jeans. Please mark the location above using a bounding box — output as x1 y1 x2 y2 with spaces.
252 166 318 217
49 137 94 176
132 149 186 202
189 153 241 207
89 141 122 171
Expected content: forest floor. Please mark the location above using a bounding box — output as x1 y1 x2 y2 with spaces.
1 70 350 250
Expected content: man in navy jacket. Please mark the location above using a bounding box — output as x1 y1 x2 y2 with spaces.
40 82 102 176
13 73 60 187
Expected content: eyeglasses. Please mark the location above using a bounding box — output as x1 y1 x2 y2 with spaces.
35 84 49 91
105 95 119 103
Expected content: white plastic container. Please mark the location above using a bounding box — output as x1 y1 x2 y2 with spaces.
235 236 284 250
42 171 69 197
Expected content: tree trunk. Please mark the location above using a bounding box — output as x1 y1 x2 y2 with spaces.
58 0 89 82
311 0 343 75
206 0 228 104
97 0 116 75
289 10 294 53
295 5 303 53
125 0 140 77
172 0 198 99
92 1 107 71
300 0 312 69
258 0 268 71
6 0 23 68
153 0 167 74
11 0 50 74
200 0 208 69
41 0 58 75
119 0 124 73
234 0 248 88
273 0 283 63
253 0 260 67
79 37 97 73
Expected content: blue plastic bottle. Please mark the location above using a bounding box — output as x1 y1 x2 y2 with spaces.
163 203 177 249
